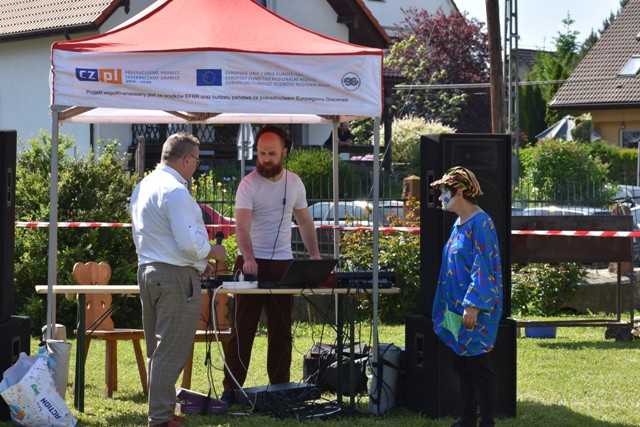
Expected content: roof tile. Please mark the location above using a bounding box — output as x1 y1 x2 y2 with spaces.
551 0 640 108
0 0 120 39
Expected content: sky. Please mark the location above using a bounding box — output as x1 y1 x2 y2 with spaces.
455 0 623 51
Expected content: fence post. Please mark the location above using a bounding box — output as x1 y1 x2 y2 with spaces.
135 136 145 179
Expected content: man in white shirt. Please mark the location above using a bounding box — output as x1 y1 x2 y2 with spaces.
130 132 216 427
222 126 320 403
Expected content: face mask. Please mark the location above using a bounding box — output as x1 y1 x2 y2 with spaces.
439 189 453 211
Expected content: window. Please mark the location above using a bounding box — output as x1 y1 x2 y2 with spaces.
618 56 640 77
620 129 640 147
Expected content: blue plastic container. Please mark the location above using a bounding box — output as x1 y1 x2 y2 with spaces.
524 326 557 338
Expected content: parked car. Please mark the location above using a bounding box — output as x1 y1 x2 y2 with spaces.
308 201 371 227
520 206 610 216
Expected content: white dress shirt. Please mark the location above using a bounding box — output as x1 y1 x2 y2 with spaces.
130 164 211 272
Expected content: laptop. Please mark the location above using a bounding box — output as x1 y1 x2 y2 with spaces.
258 259 337 289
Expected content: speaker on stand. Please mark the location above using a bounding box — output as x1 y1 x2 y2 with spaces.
0 131 31 421
405 134 516 418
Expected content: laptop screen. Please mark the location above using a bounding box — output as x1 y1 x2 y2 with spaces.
276 259 337 287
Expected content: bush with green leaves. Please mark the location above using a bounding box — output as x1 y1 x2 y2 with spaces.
584 141 637 185
381 116 455 174
340 228 420 323
222 233 239 271
15 133 138 334
284 148 356 199
511 263 585 316
516 139 612 205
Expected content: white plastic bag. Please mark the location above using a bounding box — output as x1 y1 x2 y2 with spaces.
0 352 77 427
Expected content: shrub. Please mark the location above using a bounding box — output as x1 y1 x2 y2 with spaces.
515 139 612 204
14 133 138 334
381 116 455 174
285 148 355 199
585 141 637 185
222 234 239 271
520 140 638 186
340 225 420 323
511 263 585 316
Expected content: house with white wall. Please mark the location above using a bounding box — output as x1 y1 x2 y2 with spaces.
0 0 387 156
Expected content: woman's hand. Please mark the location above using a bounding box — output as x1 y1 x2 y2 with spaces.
463 306 479 330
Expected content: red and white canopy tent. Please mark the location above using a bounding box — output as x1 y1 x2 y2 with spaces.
47 0 385 380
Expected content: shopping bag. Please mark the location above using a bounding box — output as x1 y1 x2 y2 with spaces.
0 352 76 427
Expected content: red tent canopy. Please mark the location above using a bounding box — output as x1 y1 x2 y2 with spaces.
51 0 383 120
54 0 381 56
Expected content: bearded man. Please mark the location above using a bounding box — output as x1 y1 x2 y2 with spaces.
221 126 320 404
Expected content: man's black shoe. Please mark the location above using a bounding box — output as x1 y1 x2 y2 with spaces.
451 418 477 427
221 390 235 406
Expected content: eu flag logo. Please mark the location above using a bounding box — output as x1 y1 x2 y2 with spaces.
196 69 222 86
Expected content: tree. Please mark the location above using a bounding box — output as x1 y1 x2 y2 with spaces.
528 14 580 126
385 9 490 131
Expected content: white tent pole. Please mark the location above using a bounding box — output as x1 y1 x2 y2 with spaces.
46 110 60 339
332 120 340 323
372 117 381 369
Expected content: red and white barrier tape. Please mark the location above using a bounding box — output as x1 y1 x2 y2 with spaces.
511 230 640 238
14 221 640 237
16 221 130 229
15 221 420 233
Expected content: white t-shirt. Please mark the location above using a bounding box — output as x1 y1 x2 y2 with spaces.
235 169 307 260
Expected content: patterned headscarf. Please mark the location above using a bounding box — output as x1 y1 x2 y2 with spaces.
430 166 483 199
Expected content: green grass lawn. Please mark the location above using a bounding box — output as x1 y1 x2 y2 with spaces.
3 321 640 426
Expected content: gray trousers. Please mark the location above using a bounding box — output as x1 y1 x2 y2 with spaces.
138 262 201 425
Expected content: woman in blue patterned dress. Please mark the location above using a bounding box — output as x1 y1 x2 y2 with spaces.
430 166 503 427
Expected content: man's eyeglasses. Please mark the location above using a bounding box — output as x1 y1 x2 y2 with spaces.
187 153 200 166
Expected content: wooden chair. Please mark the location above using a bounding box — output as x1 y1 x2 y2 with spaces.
181 254 233 389
73 261 147 397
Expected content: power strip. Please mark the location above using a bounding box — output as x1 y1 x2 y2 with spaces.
221 281 258 290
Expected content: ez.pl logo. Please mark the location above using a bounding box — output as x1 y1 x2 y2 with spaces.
76 68 123 84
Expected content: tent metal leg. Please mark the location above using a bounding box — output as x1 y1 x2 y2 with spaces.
331 120 339 262
46 111 60 339
371 117 381 384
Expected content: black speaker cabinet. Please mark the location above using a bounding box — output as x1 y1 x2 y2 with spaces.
405 315 516 418
0 315 31 421
413 133 516 418
0 131 17 323
420 133 512 317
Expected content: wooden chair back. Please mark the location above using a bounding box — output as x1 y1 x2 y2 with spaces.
72 261 114 331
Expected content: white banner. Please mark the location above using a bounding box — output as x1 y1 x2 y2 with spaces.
51 51 382 117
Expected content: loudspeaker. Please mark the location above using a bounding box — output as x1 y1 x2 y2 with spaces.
420 133 512 317
405 315 516 418
0 315 31 421
412 134 516 419
0 131 17 323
